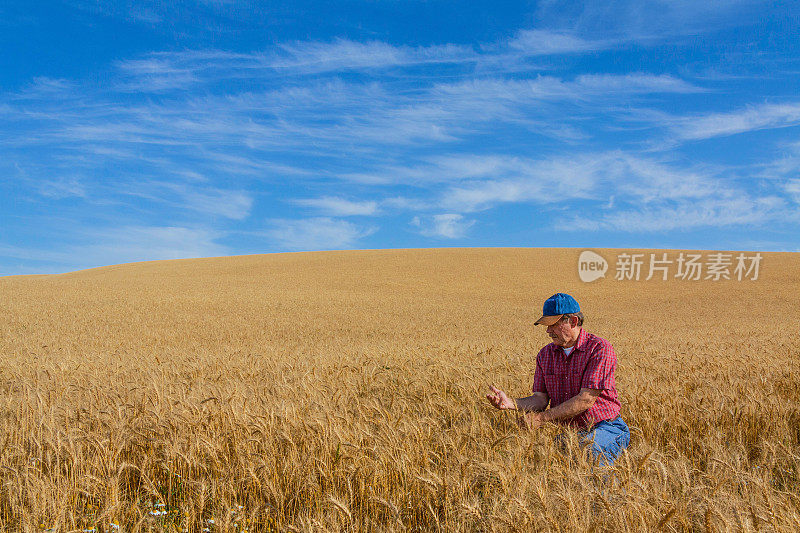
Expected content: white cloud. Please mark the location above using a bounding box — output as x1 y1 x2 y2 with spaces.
114 58 199 92
598 153 720 202
381 196 434 211
427 154 530 179
111 40 477 86
101 38 700 109
271 39 477 73
443 180 547 212
759 145 800 178
411 214 475 239
18 77 76 98
506 29 616 55
35 177 87 199
432 74 699 105
345 152 618 190
574 73 700 94
535 0 770 44
673 102 800 141
0 226 227 272
182 188 253 220
786 179 800 204
571 195 791 232
266 218 376 251
75 226 227 266
0 243 73 265
435 152 715 212
2 49 703 181
291 196 379 216
116 180 253 220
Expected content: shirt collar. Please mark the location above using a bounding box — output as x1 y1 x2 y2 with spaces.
575 327 587 351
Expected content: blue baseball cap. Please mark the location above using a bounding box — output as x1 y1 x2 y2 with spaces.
534 293 581 326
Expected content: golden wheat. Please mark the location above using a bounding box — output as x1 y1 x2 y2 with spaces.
0 248 798 532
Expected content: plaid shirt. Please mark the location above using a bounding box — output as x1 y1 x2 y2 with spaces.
532 327 621 428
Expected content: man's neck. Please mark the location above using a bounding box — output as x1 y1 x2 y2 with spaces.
562 327 582 349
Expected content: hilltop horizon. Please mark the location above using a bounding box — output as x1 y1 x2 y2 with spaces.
2 245 795 278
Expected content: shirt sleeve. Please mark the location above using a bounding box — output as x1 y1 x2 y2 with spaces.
532 348 547 394
581 339 617 391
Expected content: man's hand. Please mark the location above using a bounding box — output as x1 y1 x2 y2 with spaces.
486 385 516 410
517 411 544 430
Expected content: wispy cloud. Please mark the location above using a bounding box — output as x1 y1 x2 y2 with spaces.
536 0 772 43
110 180 254 220
34 176 87 199
17 77 77 98
98 37 703 102
265 218 377 251
104 39 478 91
603 154 720 202
786 179 800 204
506 29 617 55
571 195 791 232
291 196 379 216
1 65 703 190
182 188 253 220
271 39 478 73
574 73 700 94
429 152 716 212
431 73 700 105
0 225 226 273
381 196 434 211
411 214 475 239
77 225 227 265
442 179 548 213
673 102 800 141
114 58 199 92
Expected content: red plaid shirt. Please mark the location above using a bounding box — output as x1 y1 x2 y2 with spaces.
532 327 620 428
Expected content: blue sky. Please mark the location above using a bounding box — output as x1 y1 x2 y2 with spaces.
1 1 799 275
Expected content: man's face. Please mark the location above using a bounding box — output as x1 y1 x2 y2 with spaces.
546 316 577 346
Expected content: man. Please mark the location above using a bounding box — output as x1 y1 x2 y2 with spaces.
486 293 630 464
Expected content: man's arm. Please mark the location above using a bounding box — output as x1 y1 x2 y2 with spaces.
539 388 601 422
520 388 601 428
514 392 549 412
487 386 548 412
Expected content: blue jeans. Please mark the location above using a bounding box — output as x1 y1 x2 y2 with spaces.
581 417 630 465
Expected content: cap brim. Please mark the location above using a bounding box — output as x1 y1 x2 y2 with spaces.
534 315 563 326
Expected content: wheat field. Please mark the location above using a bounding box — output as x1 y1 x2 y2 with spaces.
0 248 798 532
